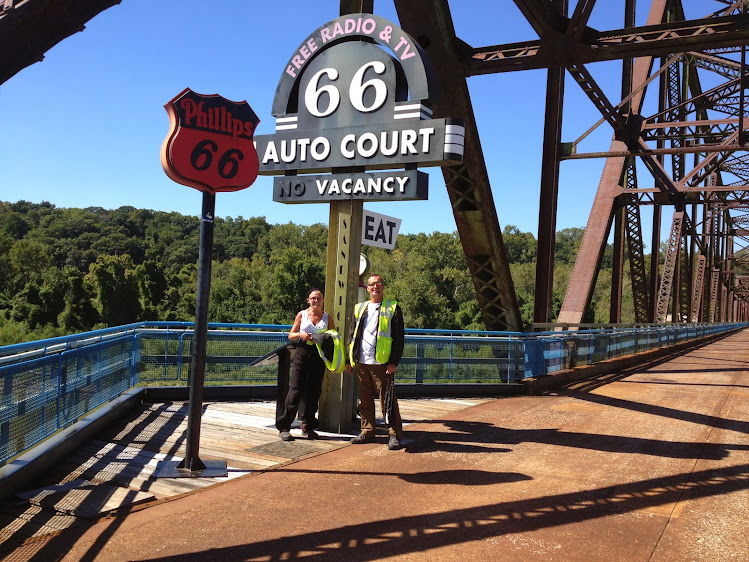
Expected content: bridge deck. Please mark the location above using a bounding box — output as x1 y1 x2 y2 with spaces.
0 395 489 556
3 328 749 560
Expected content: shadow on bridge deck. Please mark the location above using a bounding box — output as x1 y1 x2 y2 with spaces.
4 328 749 561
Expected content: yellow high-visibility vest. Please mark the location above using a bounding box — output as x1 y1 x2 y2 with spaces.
314 329 346 373
349 300 397 366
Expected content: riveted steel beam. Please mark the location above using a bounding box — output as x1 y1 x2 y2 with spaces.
467 13 749 75
395 0 522 331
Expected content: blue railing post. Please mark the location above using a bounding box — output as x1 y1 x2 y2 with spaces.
57 352 66 430
177 333 186 382
131 333 138 387
507 335 512 381
40 361 46 433
523 338 546 378
1 370 11 458
415 340 425 384
163 328 171 382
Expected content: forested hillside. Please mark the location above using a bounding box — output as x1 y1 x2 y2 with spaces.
0 200 620 345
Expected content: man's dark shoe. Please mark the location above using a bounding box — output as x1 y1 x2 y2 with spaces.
279 431 294 442
303 428 319 440
351 433 373 444
388 435 401 450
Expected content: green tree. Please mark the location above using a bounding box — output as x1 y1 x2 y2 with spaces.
503 225 537 264
86 254 142 326
10 278 44 327
136 260 168 320
209 257 262 323
0 232 13 297
367 231 479 329
57 267 99 331
510 262 536 329
9 238 52 280
0 206 30 239
144 211 200 274
260 246 326 324
555 227 584 265
159 263 198 321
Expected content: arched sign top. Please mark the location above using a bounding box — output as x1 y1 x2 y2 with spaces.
271 13 438 117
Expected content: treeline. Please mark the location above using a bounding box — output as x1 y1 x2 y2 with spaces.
0 200 618 345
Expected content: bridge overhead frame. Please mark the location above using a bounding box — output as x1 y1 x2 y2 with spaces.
5 1 749 328
397 0 749 328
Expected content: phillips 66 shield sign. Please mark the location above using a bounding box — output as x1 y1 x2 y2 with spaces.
161 88 261 194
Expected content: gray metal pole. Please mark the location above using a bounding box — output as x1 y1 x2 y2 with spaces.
180 191 215 471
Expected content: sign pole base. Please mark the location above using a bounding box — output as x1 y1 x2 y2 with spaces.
155 459 228 479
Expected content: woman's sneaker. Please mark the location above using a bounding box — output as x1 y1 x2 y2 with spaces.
279 431 294 441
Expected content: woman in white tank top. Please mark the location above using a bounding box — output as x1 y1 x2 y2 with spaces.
276 288 335 441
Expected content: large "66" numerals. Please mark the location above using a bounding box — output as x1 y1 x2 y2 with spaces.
191 140 244 179
305 61 388 118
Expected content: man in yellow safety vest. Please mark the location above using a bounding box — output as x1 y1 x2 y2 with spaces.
345 273 405 450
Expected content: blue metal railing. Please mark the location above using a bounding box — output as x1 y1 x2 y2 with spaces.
0 321 745 466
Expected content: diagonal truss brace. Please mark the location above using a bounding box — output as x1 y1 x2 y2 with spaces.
691 254 707 321
656 211 685 322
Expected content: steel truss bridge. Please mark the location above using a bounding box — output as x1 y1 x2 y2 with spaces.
5 0 749 329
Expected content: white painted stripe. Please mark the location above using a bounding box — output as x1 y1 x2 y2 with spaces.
394 103 423 111
276 124 298 131
394 104 432 119
445 124 465 135
276 116 298 123
444 143 465 156
444 134 465 145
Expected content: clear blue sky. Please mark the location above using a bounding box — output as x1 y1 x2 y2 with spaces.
2 0 712 239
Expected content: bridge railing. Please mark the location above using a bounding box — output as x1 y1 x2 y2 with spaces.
1 321 745 466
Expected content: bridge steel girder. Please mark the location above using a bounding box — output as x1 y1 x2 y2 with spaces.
394 0 522 332
657 211 685 322
558 0 668 324
468 8 749 75
0 0 121 85
534 0 567 326
558 140 627 324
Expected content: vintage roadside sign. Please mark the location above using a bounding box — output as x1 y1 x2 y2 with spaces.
157 88 261 477
255 13 466 203
361 209 401 250
161 88 261 194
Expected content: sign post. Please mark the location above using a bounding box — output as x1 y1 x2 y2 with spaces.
157 88 260 477
254 12 465 433
320 199 362 432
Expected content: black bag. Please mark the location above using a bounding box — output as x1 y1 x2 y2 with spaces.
309 331 334 362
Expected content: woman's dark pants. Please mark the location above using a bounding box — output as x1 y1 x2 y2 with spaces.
276 344 325 432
